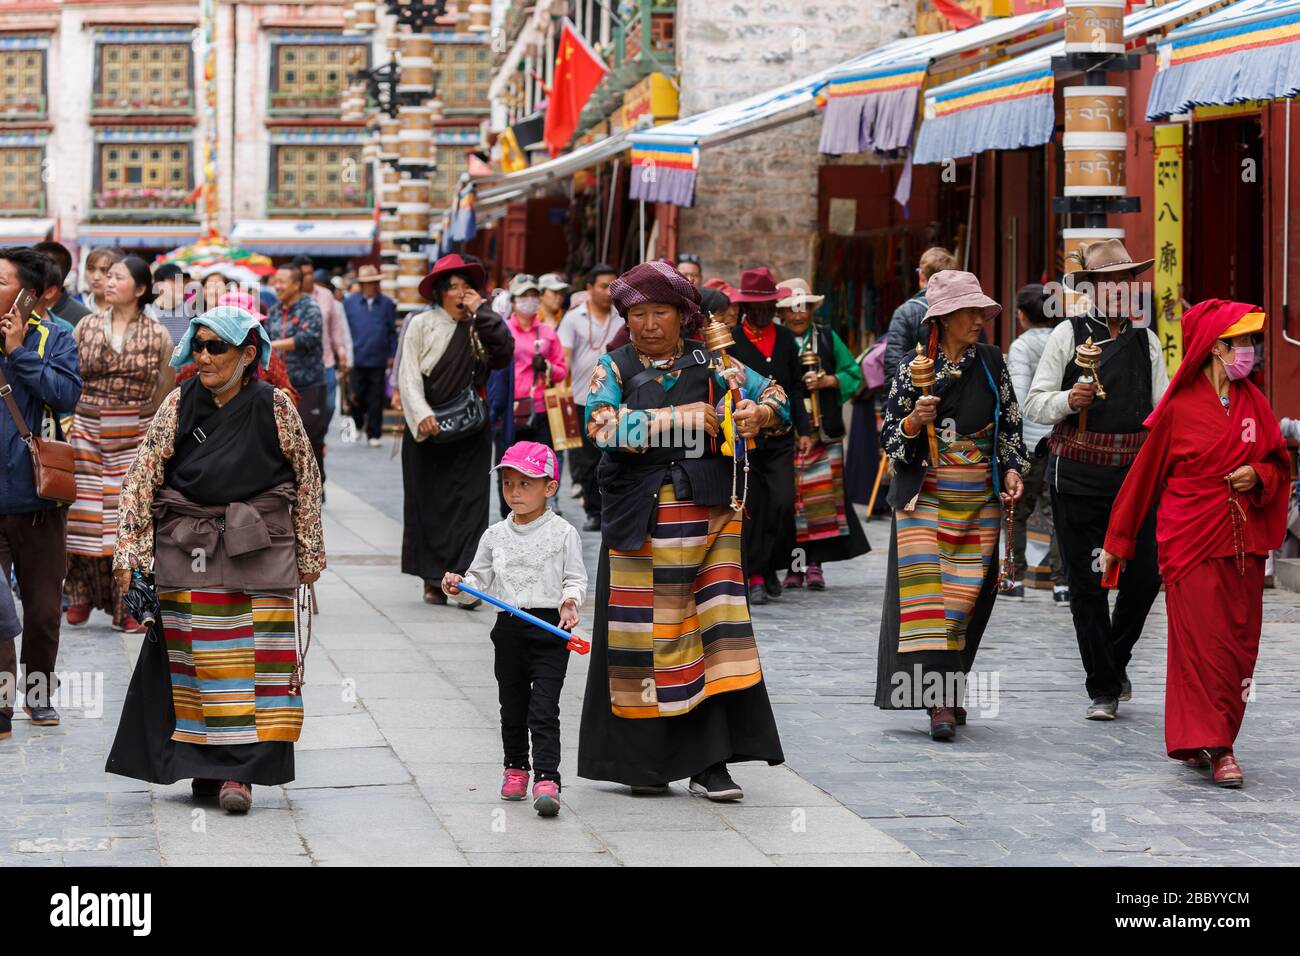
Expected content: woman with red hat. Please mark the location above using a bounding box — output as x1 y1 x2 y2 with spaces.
726 266 813 605
396 254 515 606
1101 302 1289 788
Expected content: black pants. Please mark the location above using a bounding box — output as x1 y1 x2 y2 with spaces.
491 608 570 785
349 365 388 440
1014 451 1066 585
569 419 602 519
1052 488 1161 700
744 443 796 580
0 508 68 714
296 382 327 485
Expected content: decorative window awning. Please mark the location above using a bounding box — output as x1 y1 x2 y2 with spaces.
818 9 1064 157
90 29 194 43
94 126 194 144
913 0 1228 165
0 35 50 51
78 223 202 249
268 128 371 146
0 218 54 245
1147 0 1300 119
230 219 376 257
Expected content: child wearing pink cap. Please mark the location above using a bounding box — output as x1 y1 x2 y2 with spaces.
443 440 587 816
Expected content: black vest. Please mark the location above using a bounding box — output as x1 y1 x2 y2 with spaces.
1049 313 1154 496
597 340 732 550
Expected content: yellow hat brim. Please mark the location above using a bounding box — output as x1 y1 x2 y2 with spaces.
1221 311 1265 338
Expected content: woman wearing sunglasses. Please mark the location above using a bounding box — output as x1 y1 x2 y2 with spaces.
106 306 325 815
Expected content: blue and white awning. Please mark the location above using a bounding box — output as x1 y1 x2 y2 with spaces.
913 0 1228 164
230 219 376 257
1147 0 1300 119
818 9 1064 158
77 223 202 249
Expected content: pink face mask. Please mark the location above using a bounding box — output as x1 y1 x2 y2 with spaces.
1219 345 1255 381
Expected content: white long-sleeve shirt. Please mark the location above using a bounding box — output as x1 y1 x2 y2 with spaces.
1006 325 1053 452
1024 314 1169 427
445 509 587 611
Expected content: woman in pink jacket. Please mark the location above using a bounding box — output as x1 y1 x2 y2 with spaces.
506 274 567 451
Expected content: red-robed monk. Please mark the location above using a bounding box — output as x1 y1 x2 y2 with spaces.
1100 301 1290 789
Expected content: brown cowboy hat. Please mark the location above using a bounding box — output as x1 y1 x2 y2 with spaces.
1064 238 1154 289
732 266 786 303
356 264 382 284
418 253 487 301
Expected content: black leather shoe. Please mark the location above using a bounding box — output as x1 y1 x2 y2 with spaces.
24 704 59 726
763 572 783 598
582 514 601 532
689 763 743 801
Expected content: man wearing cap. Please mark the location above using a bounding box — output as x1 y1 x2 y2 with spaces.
1025 238 1169 722
343 264 398 447
557 264 622 531
537 273 568 329
727 267 812 604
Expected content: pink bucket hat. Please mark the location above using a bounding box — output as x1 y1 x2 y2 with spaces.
492 441 558 480
922 270 1002 323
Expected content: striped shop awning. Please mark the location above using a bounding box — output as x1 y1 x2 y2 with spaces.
913 0 1230 165
818 9 1064 157
1147 0 1300 119
78 223 203 249
230 219 376 257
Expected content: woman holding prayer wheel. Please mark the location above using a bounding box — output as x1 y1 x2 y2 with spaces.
1100 302 1289 788
775 279 870 591
874 271 1029 740
576 261 789 800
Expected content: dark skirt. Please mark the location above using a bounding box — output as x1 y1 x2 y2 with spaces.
105 620 294 786
803 502 870 564
873 513 1001 710
577 546 785 786
401 423 492 582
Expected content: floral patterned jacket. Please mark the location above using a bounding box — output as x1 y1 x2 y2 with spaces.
113 386 326 577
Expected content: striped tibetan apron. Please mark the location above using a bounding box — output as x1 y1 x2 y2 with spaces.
67 403 153 557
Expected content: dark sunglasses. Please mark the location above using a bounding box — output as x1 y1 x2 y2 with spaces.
191 338 236 356
677 254 701 265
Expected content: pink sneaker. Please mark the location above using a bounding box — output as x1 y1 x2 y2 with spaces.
805 564 826 590
783 570 804 589
500 768 529 801
532 779 561 816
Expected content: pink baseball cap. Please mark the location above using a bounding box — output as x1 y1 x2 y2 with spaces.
492 441 558 480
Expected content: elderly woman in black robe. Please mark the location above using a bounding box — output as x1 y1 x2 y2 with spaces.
577 261 789 800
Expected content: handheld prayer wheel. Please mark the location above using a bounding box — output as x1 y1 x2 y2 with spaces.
702 318 750 511
800 348 822 431
908 344 941 467
1073 336 1106 435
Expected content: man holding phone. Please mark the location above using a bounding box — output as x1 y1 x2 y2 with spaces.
0 246 82 739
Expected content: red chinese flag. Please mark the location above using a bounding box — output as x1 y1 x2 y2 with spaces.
543 20 608 158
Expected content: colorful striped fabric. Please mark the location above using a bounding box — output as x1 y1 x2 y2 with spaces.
67 403 152 557
895 428 1000 654
1166 7 1300 67
824 64 928 99
606 484 762 719
928 67 1054 120
160 589 303 745
794 440 849 544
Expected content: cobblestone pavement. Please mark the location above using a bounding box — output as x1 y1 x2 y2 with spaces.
4 433 1297 866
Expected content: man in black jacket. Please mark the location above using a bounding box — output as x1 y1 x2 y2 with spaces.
727 267 810 605
883 246 958 382
32 241 92 327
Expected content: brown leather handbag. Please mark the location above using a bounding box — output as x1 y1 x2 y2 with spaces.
0 363 76 505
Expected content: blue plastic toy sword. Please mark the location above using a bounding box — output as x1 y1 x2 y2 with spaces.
452 582 591 654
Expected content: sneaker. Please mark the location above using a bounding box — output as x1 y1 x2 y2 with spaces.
1119 675 1132 702
532 780 561 816
23 704 59 726
582 514 601 532
782 570 805 589
1212 751 1243 788
805 564 826 590
66 603 91 626
1002 582 1025 599
629 783 669 796
367 437 382 448
500 767 529 801
763 571 783 599
928 706 957 740
1086 697 1118 721
191 778 221 799
748 583 768 606
1053 586 1070 606
688 763 743 801
121 616 147 634
218 780 252 814
0 713 10 740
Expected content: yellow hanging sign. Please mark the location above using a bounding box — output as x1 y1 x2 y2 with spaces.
1153 123 1184 378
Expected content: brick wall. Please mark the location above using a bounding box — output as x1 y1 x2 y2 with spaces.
674 0 914 284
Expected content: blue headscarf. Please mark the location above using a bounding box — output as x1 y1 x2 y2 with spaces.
171 306 273 371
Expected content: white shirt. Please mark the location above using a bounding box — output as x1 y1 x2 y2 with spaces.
558 301 623 406
397 307 459 440
1024 314 1169 427
446 509 587 611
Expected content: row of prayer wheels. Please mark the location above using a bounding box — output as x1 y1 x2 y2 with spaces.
1062 0 1128 198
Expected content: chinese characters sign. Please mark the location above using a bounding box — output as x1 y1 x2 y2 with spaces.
1154 123 1184 377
